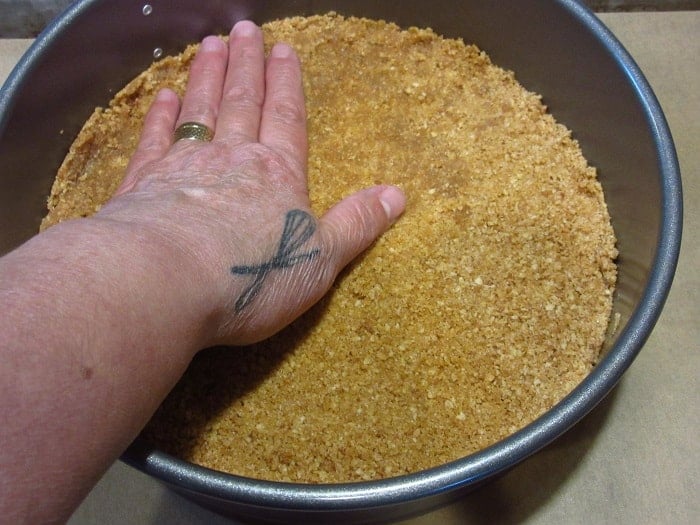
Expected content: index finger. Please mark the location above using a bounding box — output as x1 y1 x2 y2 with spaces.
259 43 308 176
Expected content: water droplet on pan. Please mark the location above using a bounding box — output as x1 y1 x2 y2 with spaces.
153 47 163 59
142 4 153 16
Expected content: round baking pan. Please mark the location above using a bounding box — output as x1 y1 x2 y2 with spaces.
0 0 682 523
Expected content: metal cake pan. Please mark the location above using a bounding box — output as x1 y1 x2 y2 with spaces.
0 0 682 523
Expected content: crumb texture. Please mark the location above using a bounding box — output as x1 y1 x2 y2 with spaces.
43 14 617 483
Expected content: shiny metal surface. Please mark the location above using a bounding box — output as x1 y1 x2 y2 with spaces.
0 1 682 523
2 2 699 38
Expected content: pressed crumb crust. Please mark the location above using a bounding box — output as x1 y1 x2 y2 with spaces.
42 14 617 483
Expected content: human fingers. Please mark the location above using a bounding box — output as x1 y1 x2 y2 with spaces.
259 43 308 177
320 185 407 271
215 21 266 143
174 35 228 135
114 88 180 196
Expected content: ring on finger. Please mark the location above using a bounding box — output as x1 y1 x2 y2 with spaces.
174 121 214 142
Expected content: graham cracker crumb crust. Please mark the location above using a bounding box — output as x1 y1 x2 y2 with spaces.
43 14 617 483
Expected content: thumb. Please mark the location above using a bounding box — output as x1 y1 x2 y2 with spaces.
319 185 406 271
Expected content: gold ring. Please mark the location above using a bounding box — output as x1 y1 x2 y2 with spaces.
174 121 214 142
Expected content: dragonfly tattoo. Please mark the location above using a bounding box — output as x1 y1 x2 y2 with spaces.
231 210 320 312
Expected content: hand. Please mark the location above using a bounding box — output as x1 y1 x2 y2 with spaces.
0 21 406 521
96 21 406 347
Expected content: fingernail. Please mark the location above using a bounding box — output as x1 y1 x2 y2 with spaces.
201 35 224 52
232 20 258 37
378 186 407 224
154 88 178 103
270 43 293 59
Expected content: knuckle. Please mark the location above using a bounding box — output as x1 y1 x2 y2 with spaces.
269 98 306 125
225 83 264 109
140 135 171 153
241 145 300 188
180 98 215 124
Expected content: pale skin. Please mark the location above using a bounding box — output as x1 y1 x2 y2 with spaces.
0 21 406 524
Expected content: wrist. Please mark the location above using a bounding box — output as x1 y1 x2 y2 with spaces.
0 216 217 522
2 216 218 360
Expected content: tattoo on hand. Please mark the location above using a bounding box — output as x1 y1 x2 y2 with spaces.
231 210 320 312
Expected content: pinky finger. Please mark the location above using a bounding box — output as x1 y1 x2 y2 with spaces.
115 88 180 195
